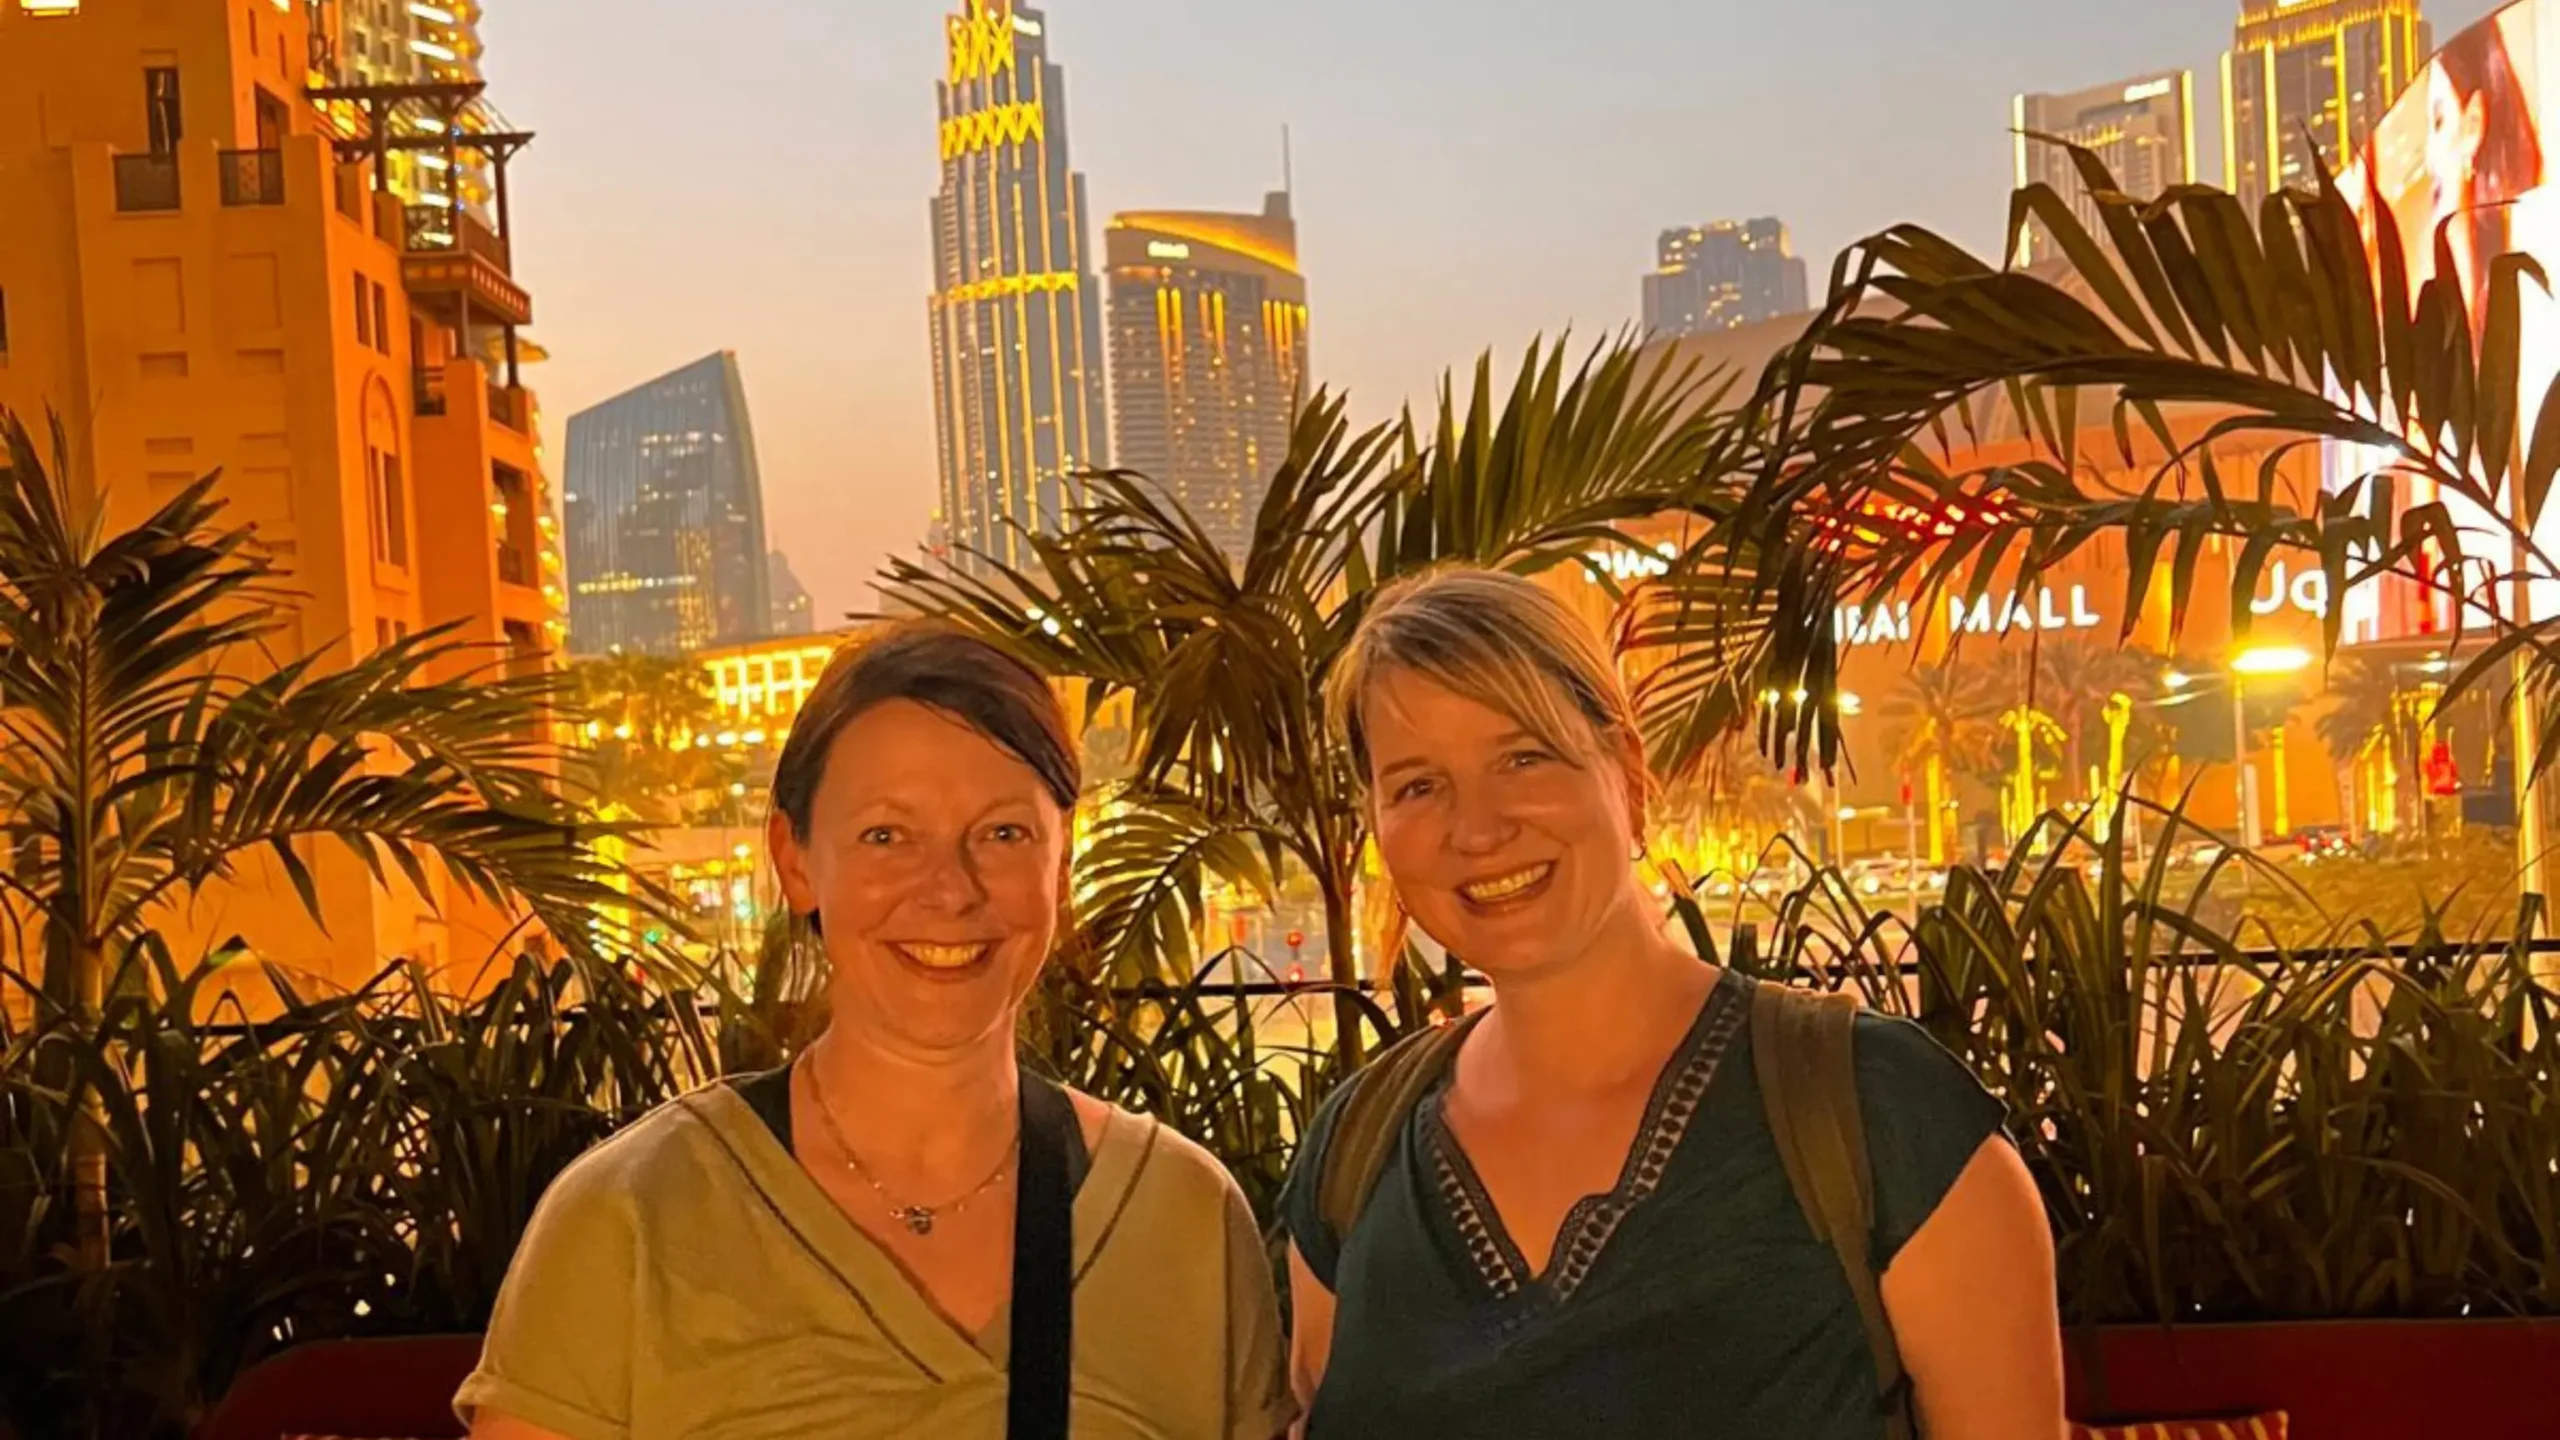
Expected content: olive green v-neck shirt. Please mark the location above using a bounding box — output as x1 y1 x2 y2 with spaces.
455 1082 1293 1440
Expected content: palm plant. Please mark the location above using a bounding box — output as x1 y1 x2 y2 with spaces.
563 652 723 822
883 338 1763 1060
1878 661 2003 863
1692 147 2560 815
2018 635 2165 799
0 409 648 1260
1691 799 2560 1325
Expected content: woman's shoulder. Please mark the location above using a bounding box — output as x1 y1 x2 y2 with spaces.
533 1082 751 1220
1844 1010 1998 1118
1070 1091 1248 1211
1842 1009 2010 1262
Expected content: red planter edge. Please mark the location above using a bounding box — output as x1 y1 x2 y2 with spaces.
2066 1318 2560 1438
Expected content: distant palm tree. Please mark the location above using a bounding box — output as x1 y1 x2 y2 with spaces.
2315 657 2413 834
2314 658 2402 767
1653 731 1819 870
564 652 722 822
2018 636 2166 800
1879 662 2003 863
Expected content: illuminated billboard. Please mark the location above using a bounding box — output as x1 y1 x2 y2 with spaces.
2337 0 2560 641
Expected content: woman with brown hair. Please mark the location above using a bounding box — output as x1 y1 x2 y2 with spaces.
1279 569 2062 1439
460 625 1292 1440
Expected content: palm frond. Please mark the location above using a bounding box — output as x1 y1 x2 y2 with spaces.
1072 792 1280 984
1699 146 2560 779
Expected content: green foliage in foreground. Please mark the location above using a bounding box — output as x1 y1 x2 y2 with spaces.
5 812 2557 1437
1691 805 2560 1328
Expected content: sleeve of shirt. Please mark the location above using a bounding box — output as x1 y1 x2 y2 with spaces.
453 1148 638 1440
1274 1075 1357 1291
1222 1175 1299 1440
1852 1012 2011 1269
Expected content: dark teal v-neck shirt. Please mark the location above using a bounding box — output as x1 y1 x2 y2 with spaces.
1277 970 2007 1440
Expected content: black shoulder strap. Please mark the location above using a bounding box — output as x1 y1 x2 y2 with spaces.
1315 1010 1486 1251
1008 1069 1079 1440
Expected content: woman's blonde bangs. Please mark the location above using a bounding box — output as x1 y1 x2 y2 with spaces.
1327 568 1638 783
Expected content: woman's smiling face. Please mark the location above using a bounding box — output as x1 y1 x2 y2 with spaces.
1360 668 1647 980
772 698 1067 1058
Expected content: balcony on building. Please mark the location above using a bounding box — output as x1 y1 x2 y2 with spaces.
396 198 531 334
218 149 284 207
310 79 536 410
112 151 181 213
414 359 529 434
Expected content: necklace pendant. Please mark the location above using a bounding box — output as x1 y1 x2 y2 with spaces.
895 1206 937 1236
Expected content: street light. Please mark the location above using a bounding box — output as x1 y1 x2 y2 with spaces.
2200 646 2316 847
2231 645 2315 677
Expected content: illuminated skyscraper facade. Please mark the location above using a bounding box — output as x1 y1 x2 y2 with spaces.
2013 72 2196 265
1640 218 1809 338
565 352 773 656
332 0 504 223
1105 192 1310 561
2224 0 2432 208
927 0 1109 572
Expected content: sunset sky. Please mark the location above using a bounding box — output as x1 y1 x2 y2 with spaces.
481 0 2505 625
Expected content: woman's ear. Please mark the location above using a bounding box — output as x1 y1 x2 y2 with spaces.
769 809 816 919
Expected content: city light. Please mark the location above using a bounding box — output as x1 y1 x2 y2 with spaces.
2231 645 2315 677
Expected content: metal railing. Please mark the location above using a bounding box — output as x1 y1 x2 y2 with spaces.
401 205 512 269
497 543 531 587
217 149 283 207
488 382 524 432
113 152 181 213
412 373 449 418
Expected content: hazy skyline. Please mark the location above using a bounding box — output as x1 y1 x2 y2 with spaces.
484 0 2506 626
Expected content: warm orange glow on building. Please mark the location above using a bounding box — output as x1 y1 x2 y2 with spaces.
0 0 562 987
1534 318 2379 871
697 631 857 730
2224 0 2431 208
1105 193 1311 560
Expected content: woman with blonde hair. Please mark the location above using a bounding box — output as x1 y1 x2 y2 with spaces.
1279 568 2062 1438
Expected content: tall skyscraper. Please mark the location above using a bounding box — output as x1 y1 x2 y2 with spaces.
1104 192 1311 561
2224 0 2432 209
927 0 1110 573
2012 72 2197 266
565 353 773 656
331 0 505 224
1640 219 1810 338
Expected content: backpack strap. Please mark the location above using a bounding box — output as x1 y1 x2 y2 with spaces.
1314 1010 1487 1253
1750 981 1914 1440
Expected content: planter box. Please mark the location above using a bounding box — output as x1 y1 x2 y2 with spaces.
2066 1320 2560 1438
198 1335 480 1440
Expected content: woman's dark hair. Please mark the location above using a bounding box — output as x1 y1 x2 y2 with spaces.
2439 23 2543 207
770 623 1080 842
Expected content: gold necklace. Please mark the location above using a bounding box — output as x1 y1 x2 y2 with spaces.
800 1058 1016 1237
